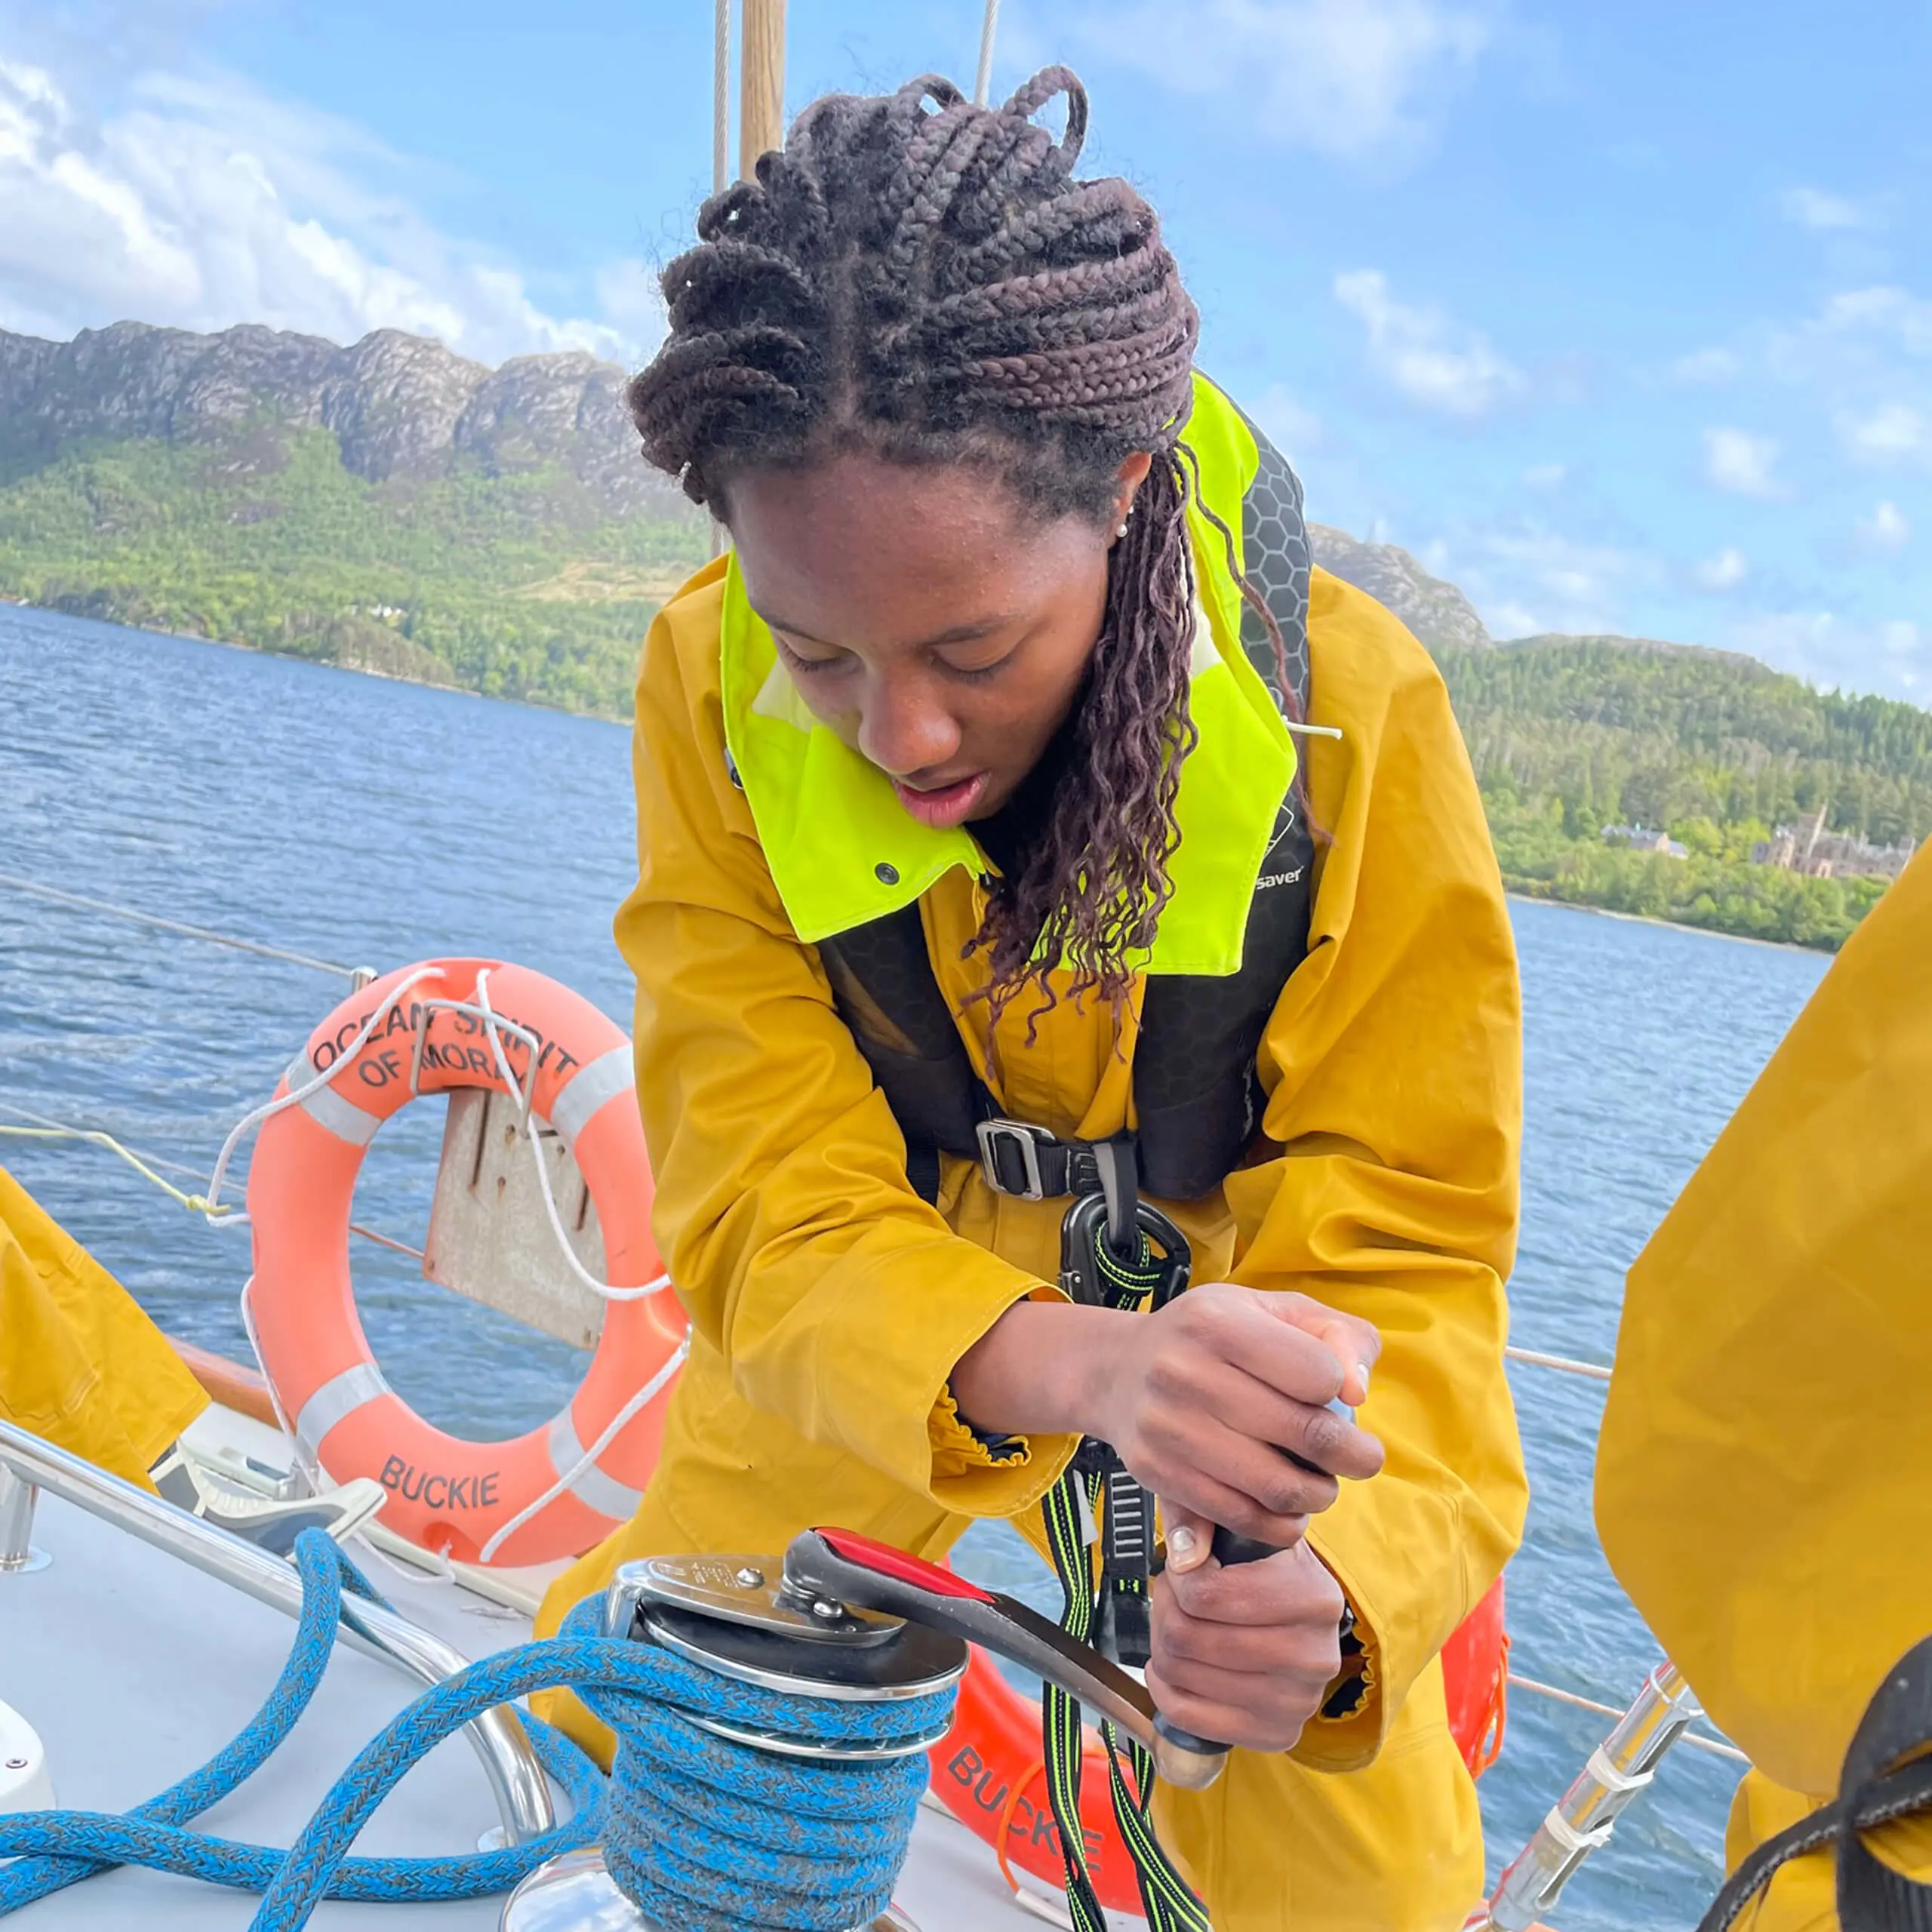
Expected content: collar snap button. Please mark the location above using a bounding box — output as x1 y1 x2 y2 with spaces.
874 862 900 885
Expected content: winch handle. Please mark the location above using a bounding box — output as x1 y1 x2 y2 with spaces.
782 1527 1231 1792
1151 1395 1356 1764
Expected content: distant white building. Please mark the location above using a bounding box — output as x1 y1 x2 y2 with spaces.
1602 823 1688 860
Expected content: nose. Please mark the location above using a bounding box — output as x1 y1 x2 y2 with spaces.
856 669 962 780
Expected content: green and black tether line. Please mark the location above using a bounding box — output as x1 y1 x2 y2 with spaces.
1040 1161 1211 1932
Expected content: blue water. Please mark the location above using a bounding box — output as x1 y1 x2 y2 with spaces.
0 603 1834 1930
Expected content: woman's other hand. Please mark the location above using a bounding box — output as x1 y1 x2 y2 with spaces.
1082 1282 1383 1546
1146 1537 1349 1752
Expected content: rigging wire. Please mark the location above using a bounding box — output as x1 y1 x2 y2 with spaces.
714 0 731 194
0 870 359 979
973 0 1001 105
1507 1673 1747 1763
0 1100 419 1257
1506 1344 1612 1382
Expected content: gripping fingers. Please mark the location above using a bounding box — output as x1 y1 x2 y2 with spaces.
1145 1655 1331 1753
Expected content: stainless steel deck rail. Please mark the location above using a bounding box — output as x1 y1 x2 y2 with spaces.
0 1419 555 1845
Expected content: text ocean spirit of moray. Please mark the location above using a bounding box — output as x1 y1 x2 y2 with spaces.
306 999 584 1091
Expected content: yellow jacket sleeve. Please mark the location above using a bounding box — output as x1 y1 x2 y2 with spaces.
1597 840 1932 1808
618 567 1075 1518
1223 572 1528 1770
0 1165 207 1487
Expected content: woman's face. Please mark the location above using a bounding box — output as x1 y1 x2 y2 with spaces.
725 448 1149 827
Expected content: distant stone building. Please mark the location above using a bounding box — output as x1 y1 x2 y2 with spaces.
1603 823 1689 860
1750 804 1917 881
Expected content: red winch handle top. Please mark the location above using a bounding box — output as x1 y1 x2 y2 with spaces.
811 1528 995 1604
783 1526 1226 1793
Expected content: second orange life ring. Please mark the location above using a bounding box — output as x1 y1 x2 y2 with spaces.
245 957 687 1567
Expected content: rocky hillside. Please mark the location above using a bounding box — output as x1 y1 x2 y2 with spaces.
0 321 691 518
1308 522 1492 654
0 321 705 715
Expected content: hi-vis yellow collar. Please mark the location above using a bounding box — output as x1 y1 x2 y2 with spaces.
718 387 1297 978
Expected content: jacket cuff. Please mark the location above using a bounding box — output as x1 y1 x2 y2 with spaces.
922 1286 1080 1519
1293 1524 1390 1770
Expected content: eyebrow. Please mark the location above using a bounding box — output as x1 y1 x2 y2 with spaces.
758 612 1015 651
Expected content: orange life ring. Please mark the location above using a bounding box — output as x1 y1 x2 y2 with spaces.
930 1575 1511 1908
1441 1576 1510 1778
245 958 686 1567
930 1646 1146 1915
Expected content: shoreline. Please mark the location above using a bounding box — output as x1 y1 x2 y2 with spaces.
1506 891 1825 958
0 593 632 728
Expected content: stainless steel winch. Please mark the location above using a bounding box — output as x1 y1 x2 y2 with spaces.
501 1525 1229 1932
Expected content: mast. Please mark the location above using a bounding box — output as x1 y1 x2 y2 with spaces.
739 0 786 178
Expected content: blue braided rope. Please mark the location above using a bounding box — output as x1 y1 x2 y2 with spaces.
0 1529 953 1932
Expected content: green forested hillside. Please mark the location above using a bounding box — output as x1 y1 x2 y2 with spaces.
1439 639 1929 949
0 429 706 716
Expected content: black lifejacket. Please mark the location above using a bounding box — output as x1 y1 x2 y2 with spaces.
817 410 1316 1205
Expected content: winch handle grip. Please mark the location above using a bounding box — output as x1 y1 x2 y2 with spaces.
782 1527 1231 1793
1151 1396 1356 1764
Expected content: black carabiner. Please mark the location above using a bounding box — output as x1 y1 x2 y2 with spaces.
1058 1192 1191 1314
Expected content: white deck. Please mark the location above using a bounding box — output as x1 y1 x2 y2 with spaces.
0 1416 1099 1931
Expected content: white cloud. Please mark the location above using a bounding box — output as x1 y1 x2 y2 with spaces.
1334 269 1525 417
1522 461 1567 488
1727 611 1927 700
1857 500 1911 552
1779 186 1880 232
1814 287 1932 354
1694 546 1749 591
1839 402 1932 469
0 56 657 365
1090 0 1492 165
1247 381 1324 458
1670 346 1740 385
1703 426 1786 499
1443 527 1660 638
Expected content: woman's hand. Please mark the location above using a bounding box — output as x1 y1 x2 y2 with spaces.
1146 1538 1348 1752
1082 1282 1383 1547
952 1283 1383 1546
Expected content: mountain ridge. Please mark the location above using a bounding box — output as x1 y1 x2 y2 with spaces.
0 319 691 517
2 317 1924 949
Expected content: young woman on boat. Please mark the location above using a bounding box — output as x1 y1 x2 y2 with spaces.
537 69 1527 1929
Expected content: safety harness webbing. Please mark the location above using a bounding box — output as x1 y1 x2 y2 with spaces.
1694 1634 1932 1932
1039 1206 1211 1932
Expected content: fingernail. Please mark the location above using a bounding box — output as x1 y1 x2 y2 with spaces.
1355 1363 1371 1398
1168 1524 1201 1567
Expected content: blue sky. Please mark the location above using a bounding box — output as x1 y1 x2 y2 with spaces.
5 0 1930 700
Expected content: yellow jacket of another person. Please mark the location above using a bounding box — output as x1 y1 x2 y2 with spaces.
536 555 1527 1930
1597 844 1932 1928
0 1165 205 1487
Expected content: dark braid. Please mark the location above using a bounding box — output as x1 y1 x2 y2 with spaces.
630 68 1207 1024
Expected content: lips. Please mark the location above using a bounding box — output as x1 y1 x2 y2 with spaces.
891 771 989 829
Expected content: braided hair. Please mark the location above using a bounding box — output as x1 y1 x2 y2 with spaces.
631 68 1214 1025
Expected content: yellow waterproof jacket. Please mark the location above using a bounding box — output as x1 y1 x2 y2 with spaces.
1597 844 1932 1928
0 1165 205 1487
538 441 1527 1926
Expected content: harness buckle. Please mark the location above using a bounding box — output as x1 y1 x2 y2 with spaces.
975 1118 1051 1199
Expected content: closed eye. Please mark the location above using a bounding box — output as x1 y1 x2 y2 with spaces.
774 635 851 677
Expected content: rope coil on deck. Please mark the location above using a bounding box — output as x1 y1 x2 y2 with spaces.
0 1528 950 1932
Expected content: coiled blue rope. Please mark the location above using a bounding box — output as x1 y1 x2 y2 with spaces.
0 1527 953 1932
